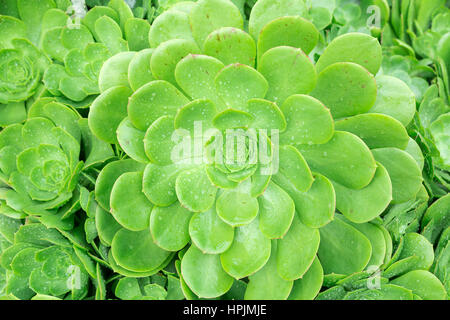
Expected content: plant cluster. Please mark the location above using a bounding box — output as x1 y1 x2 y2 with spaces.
0 0 448 300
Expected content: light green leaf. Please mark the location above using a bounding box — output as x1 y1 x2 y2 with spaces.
244 241 293 300
277 215 320 280
203 27 256 67
111 229 171 273
332 162 392 223
150 202 193 251
150 39 200 86
128 80 189 131
316 32 382 75
258 46 316 105
189 207 234 254
318 216 372 275
175 167 217 213
372 148 422 204
258 182 295 239
220 217 271 279
98 52 135 93
215 64 268 111
280 94 334 145
297 131 377 190
311 62 377 119
88 86 132 144
110 172 152 231
258 16 319 60
189 0 243 46
181 245 233 298
288 257 323 300
369 75 416 127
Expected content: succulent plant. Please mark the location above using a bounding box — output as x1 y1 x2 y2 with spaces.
84 0 432 299
0 222 92 300
0 0 447 301
40 0 151 106
0 99 115 231
0 17 49 126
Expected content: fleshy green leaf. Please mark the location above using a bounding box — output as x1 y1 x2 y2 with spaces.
111 229 171 273
110 172 152 231
150 39 200 86
175 167 217 213
128 48 155 91
203 27 256 66
258 16 319 59
318 216 372 275
280 94 334 145
369 75 416 127
244 241 293 300
128 80 189 131
311 62 377 119
220 217 271 279
95 159 145 211
277 215 320 280
98 52 135 93
150 202 193 252
216 184 259 227
390 270 446 300
215 64 268 111
297 131 377 190
372 148 422 204
88 86 133 144
288 257 323 300
189 207 234 254
316 33 382 75
181 245 233 298
258 182 295 239
332 162 392 223
248 0 308 40
258 46 316 105
335 113 409 150
149 9 193 48
189 0 243 46
175 54 225 109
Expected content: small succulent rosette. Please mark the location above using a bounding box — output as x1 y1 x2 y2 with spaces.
88 0 429 299
0 13 50 126
40 0 151 105
0 0 151 109
0 222 91 300
0 100 85 230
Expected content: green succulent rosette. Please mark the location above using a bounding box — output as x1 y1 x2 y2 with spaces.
0 16 50 126
0 99 115 230
85 0 428 299
0 222 93 300
39 0 151 106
